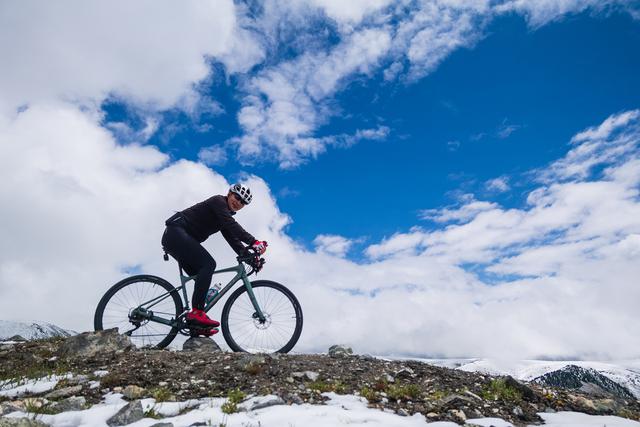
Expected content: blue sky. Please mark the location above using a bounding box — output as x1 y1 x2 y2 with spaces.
2 1 640 358
103 8 640 258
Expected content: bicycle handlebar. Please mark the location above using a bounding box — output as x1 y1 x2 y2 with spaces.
237 247 266 276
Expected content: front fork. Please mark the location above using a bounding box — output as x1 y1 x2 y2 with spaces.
243 276 267 323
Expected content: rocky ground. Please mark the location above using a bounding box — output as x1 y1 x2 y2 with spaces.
1 330 639 426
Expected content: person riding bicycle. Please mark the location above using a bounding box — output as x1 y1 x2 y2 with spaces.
161 183 267 336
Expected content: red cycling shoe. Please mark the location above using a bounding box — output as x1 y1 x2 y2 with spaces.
190 327 219 337
200 328 219 337
186 308 220 328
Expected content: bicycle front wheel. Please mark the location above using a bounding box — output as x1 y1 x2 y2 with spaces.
94 275 183 349
221 280 303 353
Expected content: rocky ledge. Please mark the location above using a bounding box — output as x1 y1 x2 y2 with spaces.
1 330 639 426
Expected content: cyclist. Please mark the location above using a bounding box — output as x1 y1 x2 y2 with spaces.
161 183 267 336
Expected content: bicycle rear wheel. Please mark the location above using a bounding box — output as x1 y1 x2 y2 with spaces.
221 280 303 353
94 275 183 349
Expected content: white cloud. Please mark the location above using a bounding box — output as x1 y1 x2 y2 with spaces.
539 110 640 182
485 176 510 192
105 117 160 145
314 235 355 257
233 27 392 168
366 111 640 358
3 0 636 169
397 2 490 81
222 0 640 167
495 0 639 28
0 0 238 115
447 140 461 151
354 126 390 141
497 122 522 139
198 145 228 166
311 0 393 25
421 200 498 224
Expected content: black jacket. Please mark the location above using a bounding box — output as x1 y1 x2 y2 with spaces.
170 195 256 255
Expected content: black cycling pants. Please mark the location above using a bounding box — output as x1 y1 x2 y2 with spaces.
161 224 216 310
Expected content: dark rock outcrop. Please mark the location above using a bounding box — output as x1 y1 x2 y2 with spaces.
106 400 144 426
182 336 221 352
534 365 635 400
57 328 133 358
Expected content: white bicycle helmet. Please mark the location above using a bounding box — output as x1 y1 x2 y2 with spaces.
229 183 252 205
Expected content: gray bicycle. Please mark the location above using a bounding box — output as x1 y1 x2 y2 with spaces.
94 249 303 353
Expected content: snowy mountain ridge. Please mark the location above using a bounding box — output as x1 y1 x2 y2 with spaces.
414 358 640 400
0 320 75 341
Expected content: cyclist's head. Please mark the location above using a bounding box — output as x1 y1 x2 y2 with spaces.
228 183 252 210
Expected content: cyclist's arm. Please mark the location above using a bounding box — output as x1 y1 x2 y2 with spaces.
221 227 255 255
211 197 256 254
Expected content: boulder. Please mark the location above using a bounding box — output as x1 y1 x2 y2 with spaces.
0 418 48 427
504 376 537 401
123 385 146 400
182 337 221 352
51 396 87 412
0 401 25 415
441 393 477 409
239 395 285 411
328 345 353 358
57 329 133 358
45 385 83 400
107 400 144 426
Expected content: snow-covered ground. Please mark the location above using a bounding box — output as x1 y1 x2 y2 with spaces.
0 375 65 398
2 377 640 427
384 357 640 399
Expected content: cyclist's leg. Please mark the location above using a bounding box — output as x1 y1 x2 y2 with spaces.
162 225 216 310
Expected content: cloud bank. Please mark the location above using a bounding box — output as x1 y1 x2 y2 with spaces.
1 106 639 359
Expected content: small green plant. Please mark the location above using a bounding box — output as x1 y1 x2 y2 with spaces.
220 388 246 414
227 388 246 404
428 389 446 400
308 381 334 393
359 386 380 403
481 378 522 402
151 386 173 402
24 399 59 417
387 384 421 401
332 381 347 394
221 400 238 414
617 408 637 421
100 372 126 389
143 404 163 419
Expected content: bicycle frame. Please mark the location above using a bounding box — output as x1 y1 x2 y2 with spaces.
130 261 266 329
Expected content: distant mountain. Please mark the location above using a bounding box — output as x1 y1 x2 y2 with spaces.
399 358 640 400
533 365 635 400
0 320 75 341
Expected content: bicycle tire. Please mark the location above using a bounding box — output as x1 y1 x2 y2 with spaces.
221 280 303 353
94 275 183 349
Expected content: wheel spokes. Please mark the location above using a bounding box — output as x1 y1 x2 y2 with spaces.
101 280 177 348
226 286 299 353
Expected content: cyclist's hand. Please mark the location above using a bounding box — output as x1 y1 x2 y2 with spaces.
252 240 268 255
